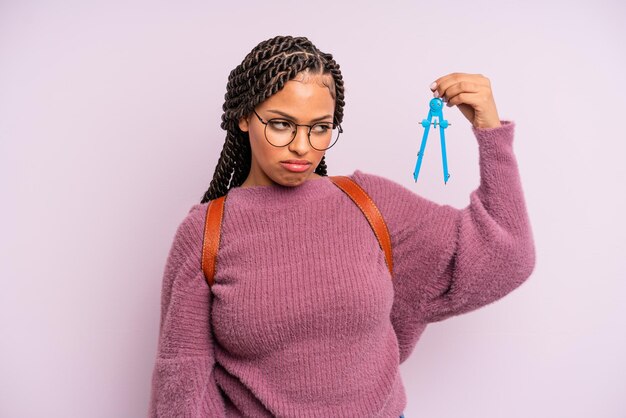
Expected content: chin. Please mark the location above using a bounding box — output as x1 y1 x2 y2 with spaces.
277 173 310 187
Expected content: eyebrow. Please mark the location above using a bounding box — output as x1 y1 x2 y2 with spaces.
266 109 334 123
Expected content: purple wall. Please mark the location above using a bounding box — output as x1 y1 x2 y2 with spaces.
1 1 625 417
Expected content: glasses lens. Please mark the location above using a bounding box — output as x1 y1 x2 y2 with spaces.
265 119 341 151
265 119 296 147
309 122 341 151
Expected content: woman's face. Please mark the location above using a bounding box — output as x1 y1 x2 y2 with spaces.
238 72 336 188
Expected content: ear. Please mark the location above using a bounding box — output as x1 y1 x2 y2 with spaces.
238 115 250 132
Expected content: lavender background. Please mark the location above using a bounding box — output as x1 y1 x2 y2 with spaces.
1 1 625 417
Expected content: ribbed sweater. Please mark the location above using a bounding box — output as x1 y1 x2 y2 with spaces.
148 120 535 418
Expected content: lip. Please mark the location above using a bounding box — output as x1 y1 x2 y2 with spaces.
280 160 311 173
281 160 311 164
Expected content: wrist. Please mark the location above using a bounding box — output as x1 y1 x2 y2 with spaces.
474 119 502 129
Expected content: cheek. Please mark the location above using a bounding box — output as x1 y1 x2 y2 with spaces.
246 126 261 148
249 129 275 162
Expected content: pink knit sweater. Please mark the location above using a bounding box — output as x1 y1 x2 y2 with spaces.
148 120 535 417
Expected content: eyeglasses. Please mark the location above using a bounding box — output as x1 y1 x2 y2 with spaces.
251 109 343 151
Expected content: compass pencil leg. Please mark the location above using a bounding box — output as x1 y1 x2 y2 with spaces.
413 124 431 182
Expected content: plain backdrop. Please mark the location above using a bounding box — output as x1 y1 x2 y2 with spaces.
1 1 625 417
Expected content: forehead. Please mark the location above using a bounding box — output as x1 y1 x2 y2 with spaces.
258 73 335 119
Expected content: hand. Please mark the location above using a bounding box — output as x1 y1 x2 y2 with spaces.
430 73 502 129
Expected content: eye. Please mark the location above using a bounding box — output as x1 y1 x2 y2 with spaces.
268 120 293 130
311 123 332 134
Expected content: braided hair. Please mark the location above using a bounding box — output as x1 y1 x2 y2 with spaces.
200 35 346 203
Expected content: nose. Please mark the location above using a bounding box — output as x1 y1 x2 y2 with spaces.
287 125 311 155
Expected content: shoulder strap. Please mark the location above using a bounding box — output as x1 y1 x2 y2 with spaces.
328 175 393 277
201 176 393 287
201 195 227 287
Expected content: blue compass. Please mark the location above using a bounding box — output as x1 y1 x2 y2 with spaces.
413 97 451 184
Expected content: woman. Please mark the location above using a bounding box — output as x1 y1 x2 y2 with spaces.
148 35 535 417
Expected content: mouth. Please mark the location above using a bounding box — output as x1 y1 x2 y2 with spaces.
280 160 312 173
281 159 311 165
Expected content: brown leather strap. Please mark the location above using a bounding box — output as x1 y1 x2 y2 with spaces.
201 195 226 287
201 176 393 287
329 176 393 277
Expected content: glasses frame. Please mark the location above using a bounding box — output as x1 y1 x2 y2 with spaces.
251 109 343 151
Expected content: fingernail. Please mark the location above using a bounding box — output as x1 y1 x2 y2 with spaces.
433 90 440 98
430 82 437 90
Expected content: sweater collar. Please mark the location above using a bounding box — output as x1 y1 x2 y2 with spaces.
225 175 337 210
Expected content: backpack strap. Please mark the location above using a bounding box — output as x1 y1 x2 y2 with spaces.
201 176 393 287
328 176 393 277
201 195 227 287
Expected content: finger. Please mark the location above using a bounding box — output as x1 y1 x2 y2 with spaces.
434 75 489 99
431 73 490 97
439 81 482 103
431 72 466 90
445 91 490 109
432 73 490 90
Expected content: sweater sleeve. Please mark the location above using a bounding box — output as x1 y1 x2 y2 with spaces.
352 121 536 359
148 204 226 417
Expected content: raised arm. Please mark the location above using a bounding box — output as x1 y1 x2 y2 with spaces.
352 120 535 357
